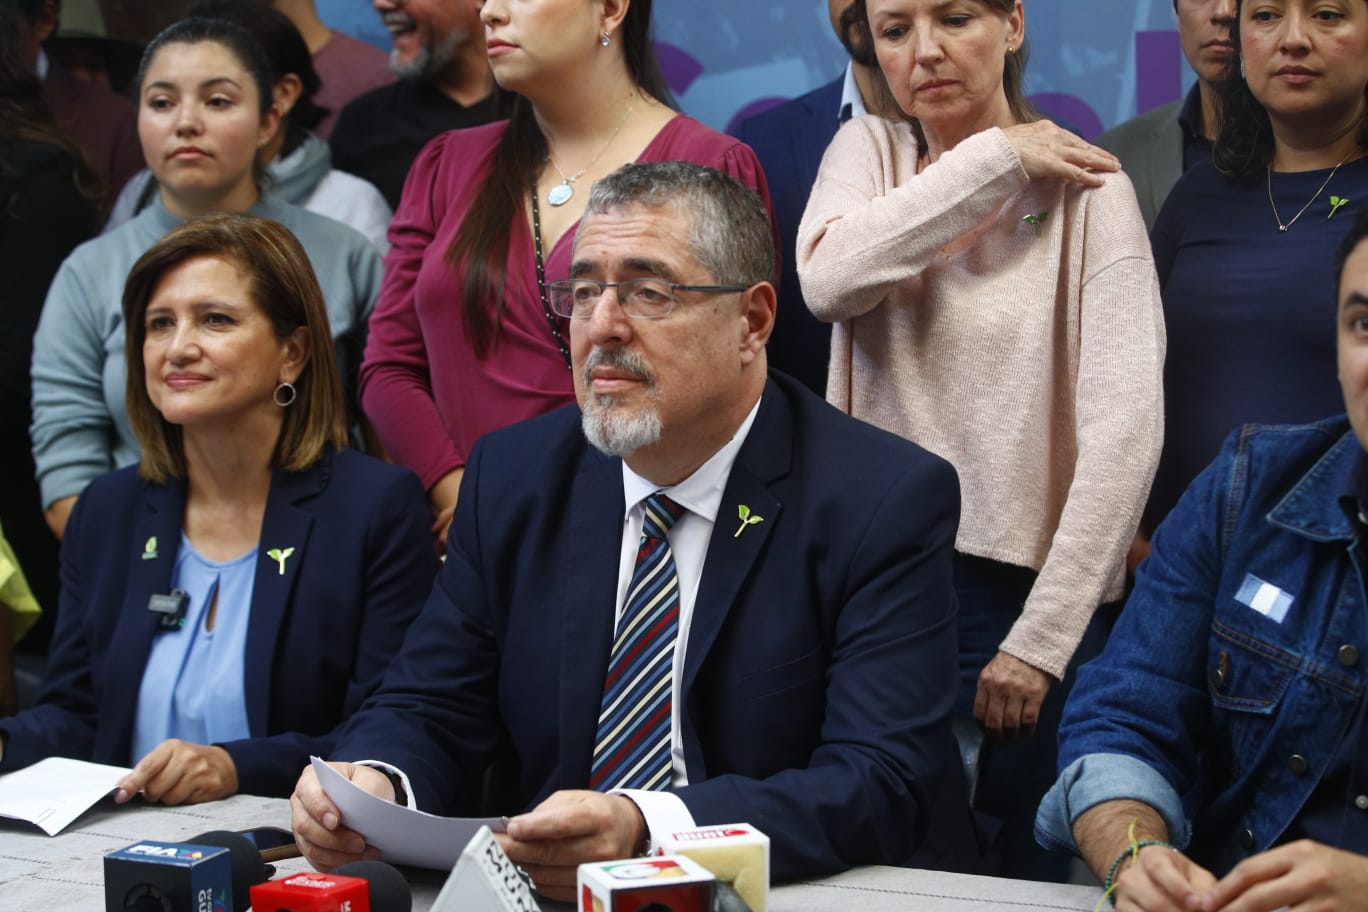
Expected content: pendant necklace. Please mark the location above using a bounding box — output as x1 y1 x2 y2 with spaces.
544 100 635 207
1267 148 1358 233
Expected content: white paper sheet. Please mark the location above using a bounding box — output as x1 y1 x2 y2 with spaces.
0 756 131 835
312 756 506 870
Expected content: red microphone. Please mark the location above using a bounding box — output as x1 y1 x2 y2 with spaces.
248 871 369 912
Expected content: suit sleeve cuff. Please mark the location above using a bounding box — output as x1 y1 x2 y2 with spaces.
1035 753 1190 855
612 789 695 853
353 759 418 811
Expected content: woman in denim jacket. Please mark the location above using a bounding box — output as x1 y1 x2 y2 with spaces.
1038 207 1368 911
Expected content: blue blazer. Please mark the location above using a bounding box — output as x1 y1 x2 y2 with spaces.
335 373 980 878
731 78 843 397
0 447 437 797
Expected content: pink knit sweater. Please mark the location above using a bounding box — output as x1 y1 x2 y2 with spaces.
797 117 1165 679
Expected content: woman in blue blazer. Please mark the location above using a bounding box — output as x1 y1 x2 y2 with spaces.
0 213 436 802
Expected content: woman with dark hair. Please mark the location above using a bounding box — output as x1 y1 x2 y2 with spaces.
30 17 382 540
103 0 393 253
359 0 773 545
0 214 434 803
1146 0 1368 533
797 0 1165 879
0 0 98 710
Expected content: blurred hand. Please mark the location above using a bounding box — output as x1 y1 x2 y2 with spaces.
429 467 464 552
496 790 646 902
1112 843 1218 912
1001 121 1120 188
115 739 239 805
1200 840 1368 912
290 762 389 870
973 650 1052 742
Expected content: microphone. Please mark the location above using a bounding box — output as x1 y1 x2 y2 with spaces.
652 824 768 912
104 839 235 912
247 860 411 912
332 861 411 912
578 855 717 912
187 831 270 912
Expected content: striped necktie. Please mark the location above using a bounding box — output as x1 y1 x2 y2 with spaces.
590 492 686 791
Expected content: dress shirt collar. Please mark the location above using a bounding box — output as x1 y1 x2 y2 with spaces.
621 396 763 524
36 48 49 81
839 63 868 125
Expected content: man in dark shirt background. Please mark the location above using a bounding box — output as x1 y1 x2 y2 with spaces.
329 0 495 209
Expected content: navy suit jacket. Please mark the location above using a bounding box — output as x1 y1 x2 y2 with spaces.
731 79 843 397
335 372 979 878
0 448 436 797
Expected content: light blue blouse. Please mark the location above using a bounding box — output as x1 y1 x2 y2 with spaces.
131 534 256 764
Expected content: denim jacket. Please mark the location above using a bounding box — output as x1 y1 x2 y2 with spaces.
1036 418 1368 873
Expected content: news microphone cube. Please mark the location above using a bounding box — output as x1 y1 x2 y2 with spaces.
104 841 233 912
578 855 715 912
248 871 371 912
653 824 769 912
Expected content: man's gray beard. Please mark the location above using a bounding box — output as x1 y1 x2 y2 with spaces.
582 395 663 457
390 26 464 80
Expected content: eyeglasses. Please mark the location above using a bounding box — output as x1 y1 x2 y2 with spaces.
547 277 751 320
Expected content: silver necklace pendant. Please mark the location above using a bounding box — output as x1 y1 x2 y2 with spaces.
547 181 574 207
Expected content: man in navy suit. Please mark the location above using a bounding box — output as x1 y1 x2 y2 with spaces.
291 162 977 897
730 0 897 396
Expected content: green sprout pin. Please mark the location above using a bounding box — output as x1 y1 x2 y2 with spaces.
734 504 764 539
1022 211 1048 235
267 547 295 576
142 536 159 560
1330 196 1350 219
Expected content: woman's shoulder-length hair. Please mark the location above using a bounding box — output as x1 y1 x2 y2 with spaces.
122 212 348 483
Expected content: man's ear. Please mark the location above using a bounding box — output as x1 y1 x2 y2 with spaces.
738 281 777 365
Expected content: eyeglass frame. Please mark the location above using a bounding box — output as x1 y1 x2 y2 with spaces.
547 277 754 320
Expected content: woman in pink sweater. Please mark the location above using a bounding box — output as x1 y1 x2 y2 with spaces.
797 0 1165 880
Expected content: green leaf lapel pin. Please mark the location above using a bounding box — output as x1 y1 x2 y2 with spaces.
1022 211 1048 235
1330 196 1350 219
734 504 764 539
266 546 296 576
142 536 159 560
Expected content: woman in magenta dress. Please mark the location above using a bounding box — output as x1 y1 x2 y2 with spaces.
359 0 773 543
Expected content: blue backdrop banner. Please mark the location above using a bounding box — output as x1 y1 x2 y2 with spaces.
319 0 1189 138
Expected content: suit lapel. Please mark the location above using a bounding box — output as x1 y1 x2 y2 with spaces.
557 450 626 785
99 478 185 761
798 80 843 187
1149 113 1184 222
682 381 791 702
241 457 323 735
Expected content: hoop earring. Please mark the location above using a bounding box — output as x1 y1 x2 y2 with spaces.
601 31 611 47
273 381 297 407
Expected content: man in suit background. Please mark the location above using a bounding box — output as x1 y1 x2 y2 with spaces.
730 0 899 397
1094 0 1234 230
290 162 978 897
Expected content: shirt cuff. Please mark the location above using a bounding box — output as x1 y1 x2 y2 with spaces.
1034 753 1190 855
612 789 696 853
353 759 418 811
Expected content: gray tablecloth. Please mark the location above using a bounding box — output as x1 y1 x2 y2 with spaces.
0 794 1104 911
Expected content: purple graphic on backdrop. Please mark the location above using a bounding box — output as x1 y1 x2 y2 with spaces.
656 42 705 96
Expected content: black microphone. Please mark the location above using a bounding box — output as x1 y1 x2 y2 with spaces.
186 831 270 912
333 860 413 912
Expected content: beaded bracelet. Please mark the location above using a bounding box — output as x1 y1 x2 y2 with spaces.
1101 836 1176 907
